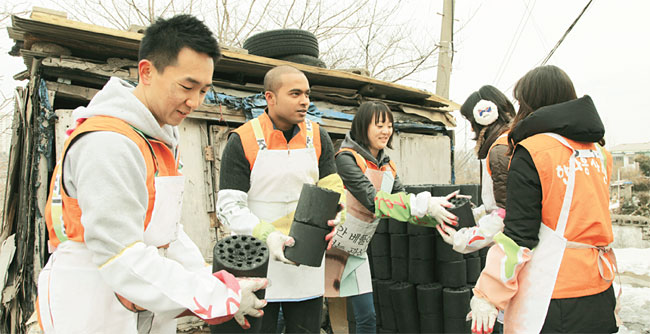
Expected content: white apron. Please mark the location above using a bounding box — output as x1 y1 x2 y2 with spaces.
246 118 324 302
325 165 394 297
504 133 606 334
480 159 497 212
38 171 186 334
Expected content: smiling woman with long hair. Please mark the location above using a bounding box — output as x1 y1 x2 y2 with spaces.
324 101 460 333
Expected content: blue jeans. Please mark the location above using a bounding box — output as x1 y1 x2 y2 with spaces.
348 293 376 334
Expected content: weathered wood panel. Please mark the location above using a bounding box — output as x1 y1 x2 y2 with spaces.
386 132 451 185
208 125 236 246
177 119 216 260
53 109 73 159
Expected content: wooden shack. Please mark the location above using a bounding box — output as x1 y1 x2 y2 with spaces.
2 8 459 332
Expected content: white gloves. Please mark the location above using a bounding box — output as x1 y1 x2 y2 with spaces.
233 277 268 329
472 204 487 221
266 231 296 265
436 223 456 245
427 192 458 226
468 295 498 334
437 209 505 254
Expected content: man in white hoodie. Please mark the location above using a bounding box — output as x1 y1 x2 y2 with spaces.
37 14 266 333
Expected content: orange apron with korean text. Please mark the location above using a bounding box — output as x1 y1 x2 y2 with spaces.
504 133 615 334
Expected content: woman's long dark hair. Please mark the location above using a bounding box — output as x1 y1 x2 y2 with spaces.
507 65 586 154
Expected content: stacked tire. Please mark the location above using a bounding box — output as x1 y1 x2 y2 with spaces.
243 29 326 68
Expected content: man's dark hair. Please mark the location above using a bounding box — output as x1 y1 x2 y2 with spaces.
139 14 221 72
350 101 395 150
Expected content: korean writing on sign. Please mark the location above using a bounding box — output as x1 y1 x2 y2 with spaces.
330 217 378 257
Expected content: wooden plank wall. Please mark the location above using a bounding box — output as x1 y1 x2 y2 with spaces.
177 119 218 261
386 132 452 185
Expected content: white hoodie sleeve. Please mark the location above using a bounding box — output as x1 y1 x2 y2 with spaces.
64 131 240 320
166 224 211 274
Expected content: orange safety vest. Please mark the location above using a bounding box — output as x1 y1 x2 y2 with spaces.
337 147 397 178
44 116 181 250
234 112 322 168
519 134 613 299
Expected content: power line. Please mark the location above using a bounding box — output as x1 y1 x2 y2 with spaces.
527 8 548 50
540 0 593 65
492 5 528 85
492 0 537 86
502 0 595 94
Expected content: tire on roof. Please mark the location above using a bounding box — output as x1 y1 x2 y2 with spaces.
280 54 327 68
243 29 319 58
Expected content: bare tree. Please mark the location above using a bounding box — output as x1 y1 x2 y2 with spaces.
0 3 25 146
14 0 441 84
1 2 28 24
0 94 11 137
454 148 480 184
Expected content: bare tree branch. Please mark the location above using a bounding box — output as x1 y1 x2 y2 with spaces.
238 1 272 45
282 0 296 29
233 0 257 41
389 46 439 82
3 0 442 84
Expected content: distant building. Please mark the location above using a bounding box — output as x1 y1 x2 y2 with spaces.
610 142 650 172
610 179 633 202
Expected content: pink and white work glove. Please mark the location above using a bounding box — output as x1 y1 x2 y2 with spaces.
436 208 505 254
265 231 296 265
325 204 345 250
472 204 487 221
468 295 498 334
426 191 459 226
232 277 269 329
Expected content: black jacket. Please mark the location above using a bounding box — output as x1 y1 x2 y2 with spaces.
335 132 405 212
504 95 605 249
504 96 617 333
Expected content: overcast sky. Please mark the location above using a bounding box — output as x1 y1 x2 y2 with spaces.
414 0 650 149
1 0 649 149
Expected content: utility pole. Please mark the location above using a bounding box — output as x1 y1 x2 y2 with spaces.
436 0 454 99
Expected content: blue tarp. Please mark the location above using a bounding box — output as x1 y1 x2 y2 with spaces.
206 91 328 123
394 122 447 132
206 91 446 132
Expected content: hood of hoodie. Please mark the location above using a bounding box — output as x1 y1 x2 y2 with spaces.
510 95 604 145
340 132 391 167
71 77 179 148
